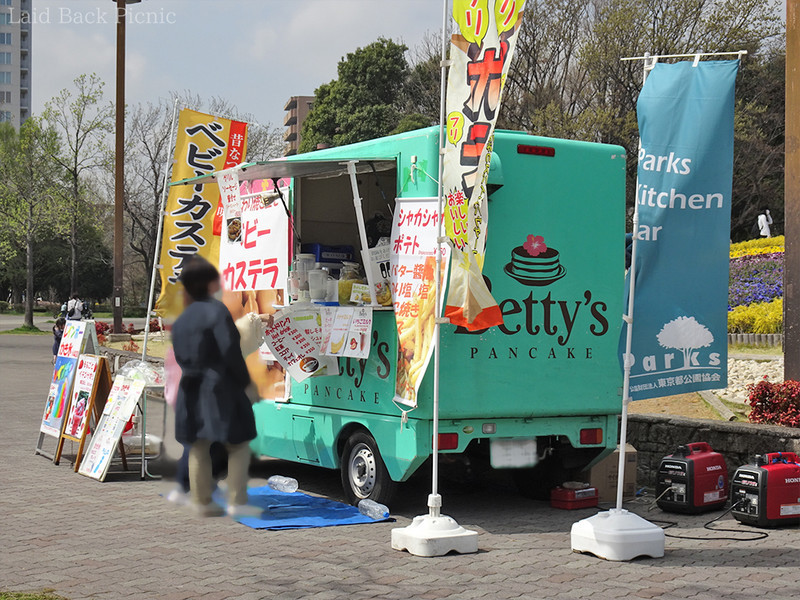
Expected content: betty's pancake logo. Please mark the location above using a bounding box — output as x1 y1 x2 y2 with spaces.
456 231 611 351
504 234 566 286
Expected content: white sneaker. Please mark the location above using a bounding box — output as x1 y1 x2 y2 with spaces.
226 503 263 519
166 487 190 506
194 502 225 517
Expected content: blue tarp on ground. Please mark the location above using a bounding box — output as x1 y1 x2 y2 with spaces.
213 485 392 530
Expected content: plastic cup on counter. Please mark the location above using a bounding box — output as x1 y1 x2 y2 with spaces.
308 269 328 301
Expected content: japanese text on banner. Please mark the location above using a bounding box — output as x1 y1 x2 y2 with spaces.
443 0 525 259
390 198 449 407
441 0 525 331
40 320 89 437
64 355 99 438
219 178 289 292
156 109 248 317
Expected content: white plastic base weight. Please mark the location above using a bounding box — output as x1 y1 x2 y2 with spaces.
570 508 664 561
391 514 479 557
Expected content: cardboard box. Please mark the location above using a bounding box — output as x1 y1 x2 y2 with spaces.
588 444 637 503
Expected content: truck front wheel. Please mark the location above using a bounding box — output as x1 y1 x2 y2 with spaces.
340 431 396 505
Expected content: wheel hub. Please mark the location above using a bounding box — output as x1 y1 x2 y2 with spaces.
349 443 377 498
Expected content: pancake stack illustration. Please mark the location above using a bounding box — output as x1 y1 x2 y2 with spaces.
504 234 566 286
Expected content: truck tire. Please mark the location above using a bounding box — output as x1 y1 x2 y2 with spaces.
340 430 396 505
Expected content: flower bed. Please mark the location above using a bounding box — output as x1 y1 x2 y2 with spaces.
728 298 782 334
728 252 783 308
728 236 784 334
729 235 784 258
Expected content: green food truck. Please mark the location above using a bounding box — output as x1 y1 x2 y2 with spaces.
207 126 626 504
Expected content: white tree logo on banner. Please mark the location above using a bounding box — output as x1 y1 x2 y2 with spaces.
656 316 714 370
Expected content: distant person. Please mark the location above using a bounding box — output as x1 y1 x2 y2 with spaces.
171 256 257 518
66 293 83 320
757 207 773 238
52 317 66 364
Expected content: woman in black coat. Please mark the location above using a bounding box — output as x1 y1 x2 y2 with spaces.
172 256 257 517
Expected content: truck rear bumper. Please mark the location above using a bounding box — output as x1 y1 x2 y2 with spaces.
252 400 620 483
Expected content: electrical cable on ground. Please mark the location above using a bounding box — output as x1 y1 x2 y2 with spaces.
648 500 769 542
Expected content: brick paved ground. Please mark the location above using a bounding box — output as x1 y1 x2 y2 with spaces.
1 334 799 600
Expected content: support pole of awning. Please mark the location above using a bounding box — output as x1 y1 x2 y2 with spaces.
347 161 379 307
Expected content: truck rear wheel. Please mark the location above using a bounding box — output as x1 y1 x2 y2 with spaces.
340 430 396 505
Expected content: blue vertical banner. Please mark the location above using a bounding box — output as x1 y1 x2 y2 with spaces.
626 60 739 400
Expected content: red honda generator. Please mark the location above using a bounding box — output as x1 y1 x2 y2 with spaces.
731 452 800 528
656 442 728 514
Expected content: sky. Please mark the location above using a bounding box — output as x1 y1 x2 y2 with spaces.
30 0 444 128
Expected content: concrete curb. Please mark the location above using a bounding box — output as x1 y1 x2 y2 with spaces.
698 390 737 421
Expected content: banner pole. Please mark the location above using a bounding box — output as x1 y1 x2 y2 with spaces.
142 99 179 360
428 0 449 516
615 54 655 510
391 0 477 557
570 53 664 561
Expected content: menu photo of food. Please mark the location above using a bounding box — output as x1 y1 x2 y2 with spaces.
227 217 242 244
395 256 439 406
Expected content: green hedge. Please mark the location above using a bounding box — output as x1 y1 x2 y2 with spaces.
94 305 148 318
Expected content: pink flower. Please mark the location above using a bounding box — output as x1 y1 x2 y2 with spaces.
523 235 547 257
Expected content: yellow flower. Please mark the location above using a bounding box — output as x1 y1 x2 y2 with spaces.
730 236 785 258
728 298 783 334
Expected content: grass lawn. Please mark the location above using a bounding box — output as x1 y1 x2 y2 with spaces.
719 397 750 421
0 325 48 335
728 343 782 356
0 592 68 600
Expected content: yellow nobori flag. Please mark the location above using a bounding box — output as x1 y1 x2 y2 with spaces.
156 109 248 316
443 0 525 330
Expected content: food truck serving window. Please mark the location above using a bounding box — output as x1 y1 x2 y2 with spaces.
171 157 398 309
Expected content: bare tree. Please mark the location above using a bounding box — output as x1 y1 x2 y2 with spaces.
43 73 114 295
119 93 284 300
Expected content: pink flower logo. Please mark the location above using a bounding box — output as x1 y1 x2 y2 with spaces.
523 235 547 257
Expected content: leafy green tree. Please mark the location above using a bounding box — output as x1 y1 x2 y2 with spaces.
0 219 25 303
44 73 114 294
300 38 411 151
0 120 66 327
396 31 442 127
33 215 113 303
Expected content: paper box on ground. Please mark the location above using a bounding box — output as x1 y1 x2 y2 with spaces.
587 444 637 503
